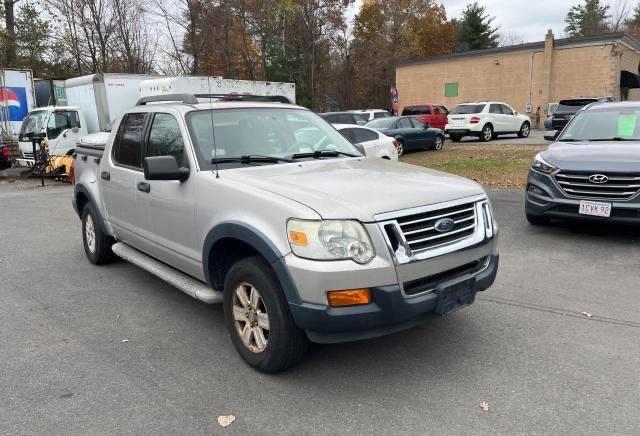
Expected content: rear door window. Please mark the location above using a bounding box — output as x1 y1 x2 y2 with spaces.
352 128 378 143
489 104 502 114
145 113 187 167
113 112 147 169
397 118 412 129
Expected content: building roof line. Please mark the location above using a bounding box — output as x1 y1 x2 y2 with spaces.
396 32 635 67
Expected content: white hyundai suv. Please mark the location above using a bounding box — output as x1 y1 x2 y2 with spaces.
446 102 531 142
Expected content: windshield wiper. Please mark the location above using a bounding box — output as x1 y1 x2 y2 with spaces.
290 150 359 160
210 155 294 164
586 137 635 142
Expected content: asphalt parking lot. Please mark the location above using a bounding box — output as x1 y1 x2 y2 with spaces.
450 128 549 145
1 181 639 434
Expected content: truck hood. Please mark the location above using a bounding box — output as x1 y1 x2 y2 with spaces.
223 158 485 222
543 142 640 172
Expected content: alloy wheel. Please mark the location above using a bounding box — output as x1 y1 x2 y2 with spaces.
232 282 270 353
434 136 443 150
85 213 96 254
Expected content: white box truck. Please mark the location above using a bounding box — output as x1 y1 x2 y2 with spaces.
17 73 160 162
139 76 296 103
0 69 36 141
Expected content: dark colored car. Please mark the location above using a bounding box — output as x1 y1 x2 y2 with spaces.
551 97 615 131
526 101 640 225
319 112 368 126
0 143 12 170
401 104 449 130
366 116 444 156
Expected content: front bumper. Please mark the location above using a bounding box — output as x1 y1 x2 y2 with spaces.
288 254 499 343
525 170 640 224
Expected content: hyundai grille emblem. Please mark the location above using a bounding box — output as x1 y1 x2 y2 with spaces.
434 218 456 233
588 174 609 184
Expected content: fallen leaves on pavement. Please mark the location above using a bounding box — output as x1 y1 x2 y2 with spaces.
581 312 593 318
479 401 490 411
217 415 236 428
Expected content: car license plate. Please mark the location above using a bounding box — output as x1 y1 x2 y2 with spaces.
579 200 612 217
435 278 477 316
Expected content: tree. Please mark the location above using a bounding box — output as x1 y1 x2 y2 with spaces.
565 0 611 37
609 0 631 31
14 3 49 75
625 1 640 31
455 2 499 52
3 0 19 66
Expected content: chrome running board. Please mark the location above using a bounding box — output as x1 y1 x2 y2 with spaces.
111 242 223 304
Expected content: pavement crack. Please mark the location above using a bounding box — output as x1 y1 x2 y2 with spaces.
479 296 640 329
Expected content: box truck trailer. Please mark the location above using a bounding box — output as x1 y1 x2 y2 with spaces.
17 73 160 162
0 69 36 141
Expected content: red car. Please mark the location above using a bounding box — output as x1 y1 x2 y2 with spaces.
401 104 449 130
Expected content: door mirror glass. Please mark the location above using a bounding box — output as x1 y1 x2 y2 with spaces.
143 156 189 181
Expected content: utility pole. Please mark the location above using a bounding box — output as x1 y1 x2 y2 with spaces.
3 0 20 66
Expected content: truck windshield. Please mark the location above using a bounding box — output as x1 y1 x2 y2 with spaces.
186 108 362 167
559 108 640 141
19 110 47 139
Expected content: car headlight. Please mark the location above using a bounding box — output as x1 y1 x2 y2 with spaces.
287 219 375 264
531 153 557 174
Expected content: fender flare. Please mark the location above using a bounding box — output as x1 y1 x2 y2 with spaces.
73 184 109 235
202 221 301 304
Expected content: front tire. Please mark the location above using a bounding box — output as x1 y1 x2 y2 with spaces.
433 135 444 151
396 139 405 157
450 134 462 142
223 256 308 373
81 203 116 265
479 124 493 142
518 122 531 138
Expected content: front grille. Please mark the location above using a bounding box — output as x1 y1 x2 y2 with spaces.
555 172 640 200
394 202 477 253
403 257 489 296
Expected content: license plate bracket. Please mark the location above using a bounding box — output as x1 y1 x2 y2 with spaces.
435 278 477 316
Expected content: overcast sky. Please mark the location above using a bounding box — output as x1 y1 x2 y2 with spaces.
348 0 633 43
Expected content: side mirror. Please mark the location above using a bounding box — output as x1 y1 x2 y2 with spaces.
423 123 430 129
544 131 559 141
143 156 189 182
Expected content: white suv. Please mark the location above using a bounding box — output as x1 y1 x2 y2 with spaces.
446 102 531 142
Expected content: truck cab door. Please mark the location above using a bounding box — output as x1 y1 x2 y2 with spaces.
140 112 200 278
46 109 83 155
100 112 154 250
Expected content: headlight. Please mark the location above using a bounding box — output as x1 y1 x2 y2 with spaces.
531 153 557 174
287 219 375 264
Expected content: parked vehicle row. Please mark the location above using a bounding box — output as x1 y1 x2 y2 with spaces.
550 96 615 132
72 93 498 373
333 124 399 160
366 116 445 155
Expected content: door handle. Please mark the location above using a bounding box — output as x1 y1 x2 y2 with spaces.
100 171 110 181
137 181 151 193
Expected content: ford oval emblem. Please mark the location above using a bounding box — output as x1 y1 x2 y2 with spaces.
434 218 456 233
589 174 608 184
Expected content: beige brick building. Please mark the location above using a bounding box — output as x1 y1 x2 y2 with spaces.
396 31 640 125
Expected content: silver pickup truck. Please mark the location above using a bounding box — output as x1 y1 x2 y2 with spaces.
71 95 499 373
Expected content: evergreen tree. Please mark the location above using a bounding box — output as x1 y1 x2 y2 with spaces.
455 2 499 52
565 0 611 37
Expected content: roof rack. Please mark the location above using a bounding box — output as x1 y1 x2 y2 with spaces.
136 93 292 106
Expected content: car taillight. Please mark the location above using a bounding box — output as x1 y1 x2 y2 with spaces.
392 140 399 150
69 161 75 185
1 146 9 159
470 116 480 124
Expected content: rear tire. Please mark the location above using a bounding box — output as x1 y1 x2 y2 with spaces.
479 124 493 142
526 212 550 226
518 122 531 138
450 135 462 142
396 139 405 156
223 256 308 373
81 203 116 265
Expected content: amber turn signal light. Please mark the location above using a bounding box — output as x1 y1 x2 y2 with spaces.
327 288 372 307
289 230 308 246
